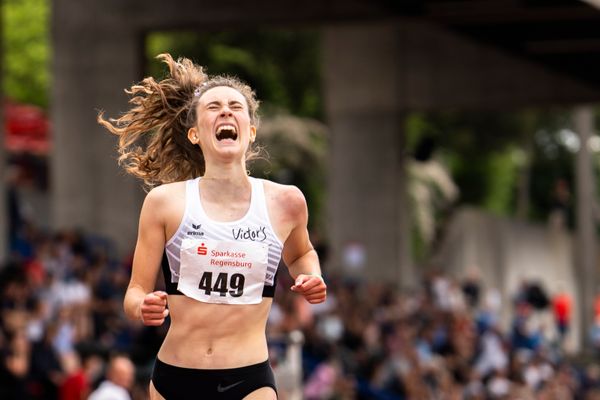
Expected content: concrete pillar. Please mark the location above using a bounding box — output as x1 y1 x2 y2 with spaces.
51 6 144 255
323 23 411 284
396 115 416 289
573 105 598 348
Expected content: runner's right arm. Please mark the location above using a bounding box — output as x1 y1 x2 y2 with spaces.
124 187 169 325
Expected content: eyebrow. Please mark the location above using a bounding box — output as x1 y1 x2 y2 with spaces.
205 100 245 107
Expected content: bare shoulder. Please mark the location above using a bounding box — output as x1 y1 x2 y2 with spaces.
145 181 185 204
142 181 187 222
139 181 187 236
262 180 307 222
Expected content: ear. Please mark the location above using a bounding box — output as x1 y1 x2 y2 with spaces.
249 126 257 143
188 127 198 144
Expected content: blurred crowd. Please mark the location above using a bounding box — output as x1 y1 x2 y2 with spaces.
281 269 600 400
1 225 166 399
3 224 600 400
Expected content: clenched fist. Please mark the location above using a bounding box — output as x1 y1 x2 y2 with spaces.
291 274 327 304
140 291 169 326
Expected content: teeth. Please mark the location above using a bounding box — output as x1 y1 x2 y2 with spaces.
216 124 238 141
217 125 237 134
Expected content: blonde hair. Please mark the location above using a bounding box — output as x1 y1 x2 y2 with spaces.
98 53 260 188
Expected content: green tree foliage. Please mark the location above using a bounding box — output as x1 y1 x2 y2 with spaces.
406 111 522 216
404 108 583 262
2 0 50 107
406 109 576 221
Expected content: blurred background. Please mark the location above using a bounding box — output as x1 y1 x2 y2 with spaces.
3 0 600 399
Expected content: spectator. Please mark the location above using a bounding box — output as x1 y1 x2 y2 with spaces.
88 355 135 400
0 328 30 400
29 321 65 399
552 287 572 347
58 351 90 400
462 267 482 310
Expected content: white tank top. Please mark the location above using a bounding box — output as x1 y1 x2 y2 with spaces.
163 177 283 296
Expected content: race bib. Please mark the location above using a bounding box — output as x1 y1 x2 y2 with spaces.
178 238 269 305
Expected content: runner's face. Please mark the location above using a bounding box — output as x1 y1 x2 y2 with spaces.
190 86 256 162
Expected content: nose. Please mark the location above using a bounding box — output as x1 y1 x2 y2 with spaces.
220 107 233 117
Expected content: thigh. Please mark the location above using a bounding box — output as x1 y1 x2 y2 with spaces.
243 386 277 400
149 381 166 400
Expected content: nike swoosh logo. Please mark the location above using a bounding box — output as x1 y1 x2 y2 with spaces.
217 380 245 393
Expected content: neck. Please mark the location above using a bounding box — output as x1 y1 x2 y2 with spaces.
202 160 249 185
200 162 251 204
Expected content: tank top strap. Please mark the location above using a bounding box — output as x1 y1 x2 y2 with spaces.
249 177 269 220
185 177 202 219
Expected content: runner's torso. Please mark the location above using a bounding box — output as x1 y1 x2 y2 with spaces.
158 177 284 368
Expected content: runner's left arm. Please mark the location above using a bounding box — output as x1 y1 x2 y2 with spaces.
281 187 327 304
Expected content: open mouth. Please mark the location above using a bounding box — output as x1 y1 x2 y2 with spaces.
216 124 238 141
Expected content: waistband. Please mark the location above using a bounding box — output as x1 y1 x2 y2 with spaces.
154 357 271 376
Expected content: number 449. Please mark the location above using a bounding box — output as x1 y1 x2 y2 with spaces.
198 272 245 297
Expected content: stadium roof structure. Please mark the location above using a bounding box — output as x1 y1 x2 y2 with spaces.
365 0 600 92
